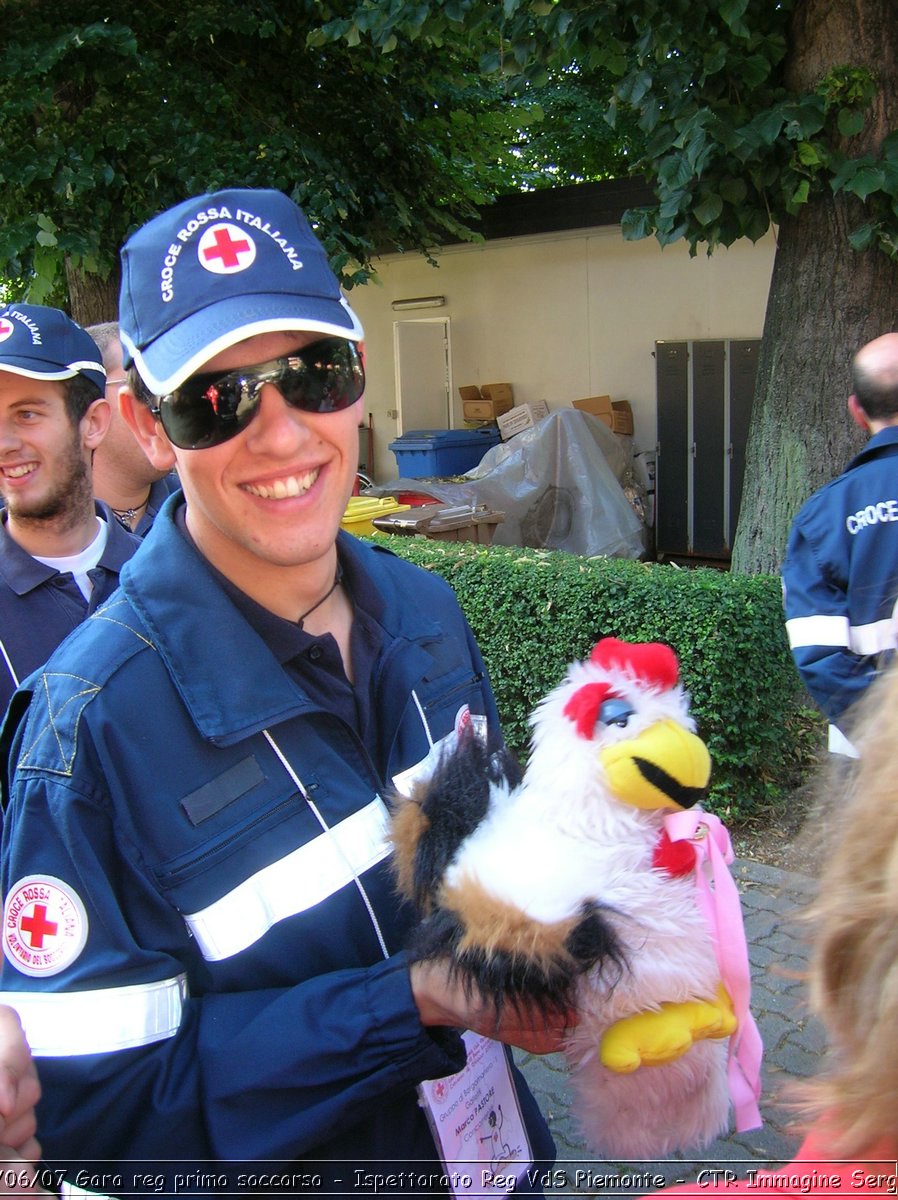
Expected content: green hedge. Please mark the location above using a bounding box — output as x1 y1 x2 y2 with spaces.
373 536 822 820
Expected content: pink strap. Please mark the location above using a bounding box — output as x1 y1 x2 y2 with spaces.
663 809 764 1133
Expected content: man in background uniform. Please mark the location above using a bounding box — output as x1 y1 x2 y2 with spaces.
87 320 179 536
783 331 898 756
0 303 138 715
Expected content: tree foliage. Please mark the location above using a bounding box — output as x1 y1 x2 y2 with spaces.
314 0 898 259
317 0 898 573
4 0 897 573
0 0 529 309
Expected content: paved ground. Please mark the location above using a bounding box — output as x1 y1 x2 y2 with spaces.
515 859 821 1195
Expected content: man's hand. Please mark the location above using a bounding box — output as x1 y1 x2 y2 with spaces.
0 1005 41 1164
600 984 736 1073
410 961 575 1055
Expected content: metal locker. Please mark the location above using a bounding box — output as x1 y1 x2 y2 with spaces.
655 341 690 557
655 339 759 561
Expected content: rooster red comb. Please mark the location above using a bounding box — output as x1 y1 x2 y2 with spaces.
589 638 679 692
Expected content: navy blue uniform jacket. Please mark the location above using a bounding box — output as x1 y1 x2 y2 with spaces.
0 496 553 1193
0 502 139 716
783 427 898 747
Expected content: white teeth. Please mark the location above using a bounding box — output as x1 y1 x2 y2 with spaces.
245 468 318 499
4 464 35 479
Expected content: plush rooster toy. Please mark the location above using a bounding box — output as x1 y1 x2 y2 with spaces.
391 638 762 1158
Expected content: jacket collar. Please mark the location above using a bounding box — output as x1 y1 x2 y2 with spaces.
95 501 143 568
0 502 137 597
120 493 443 743
848 424 898 468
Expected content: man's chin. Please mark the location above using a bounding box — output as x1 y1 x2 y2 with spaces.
5 495 69 524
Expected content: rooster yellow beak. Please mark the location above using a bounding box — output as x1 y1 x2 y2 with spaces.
599 719 711 811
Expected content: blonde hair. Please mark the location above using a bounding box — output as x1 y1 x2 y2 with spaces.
802 661 898 1153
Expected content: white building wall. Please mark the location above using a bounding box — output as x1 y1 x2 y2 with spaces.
348 224 776 481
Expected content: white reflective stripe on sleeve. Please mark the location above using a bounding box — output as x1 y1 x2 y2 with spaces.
184 797 391 962
848 618 898 655
785 614 850 649
0 974 187 1057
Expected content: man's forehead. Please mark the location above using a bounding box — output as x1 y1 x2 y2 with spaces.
0 369 66 402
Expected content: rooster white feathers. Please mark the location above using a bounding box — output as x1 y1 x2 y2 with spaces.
391 638 762 1159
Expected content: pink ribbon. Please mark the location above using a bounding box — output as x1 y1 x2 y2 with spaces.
663 808 764 1133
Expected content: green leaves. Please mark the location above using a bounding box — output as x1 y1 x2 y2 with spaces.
838 107 866 138
5 0 898 302
693 192 723 226
0 0 524 298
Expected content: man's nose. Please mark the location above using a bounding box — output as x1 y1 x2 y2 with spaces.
0 419 22 452
244 385 312 448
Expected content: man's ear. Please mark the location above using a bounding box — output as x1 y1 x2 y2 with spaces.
81 396 112 451
848 394 871 431
119 388 177 471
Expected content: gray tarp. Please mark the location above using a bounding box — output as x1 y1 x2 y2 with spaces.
374 408 646 559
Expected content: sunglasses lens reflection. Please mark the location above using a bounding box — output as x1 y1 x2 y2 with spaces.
158 338 364 449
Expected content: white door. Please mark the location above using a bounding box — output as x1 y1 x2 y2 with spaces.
393 319 451 434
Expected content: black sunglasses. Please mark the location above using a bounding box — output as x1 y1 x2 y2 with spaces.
151 336 365 450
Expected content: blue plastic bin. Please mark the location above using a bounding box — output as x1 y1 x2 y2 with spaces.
388 428 500 478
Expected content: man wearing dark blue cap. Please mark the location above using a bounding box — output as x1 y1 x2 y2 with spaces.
0 192 561 1195
0 302 139 716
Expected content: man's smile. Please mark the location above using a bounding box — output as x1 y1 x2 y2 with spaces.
242 467 320 500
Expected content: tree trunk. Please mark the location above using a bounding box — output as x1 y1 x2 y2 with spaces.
731 200 898 574
732 0 898 574
64 257 120 326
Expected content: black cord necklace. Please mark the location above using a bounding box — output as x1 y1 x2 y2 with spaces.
110 488 152 532
296 563 343 629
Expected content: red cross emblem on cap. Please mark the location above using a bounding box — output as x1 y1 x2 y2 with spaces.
198 223 257 275
3 875 88 977
0 317 15 343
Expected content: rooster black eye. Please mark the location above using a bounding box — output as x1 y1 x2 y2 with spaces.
599 698 634 728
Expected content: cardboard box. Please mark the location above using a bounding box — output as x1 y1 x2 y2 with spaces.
572 395 634 436
463 397 513 421
496 401 550 440
458 385 482 404
607 400 634 436
480 382 514 406
458 383 514 422
572 395 612 419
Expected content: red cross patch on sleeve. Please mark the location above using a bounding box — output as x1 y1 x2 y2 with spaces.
3 875 89 977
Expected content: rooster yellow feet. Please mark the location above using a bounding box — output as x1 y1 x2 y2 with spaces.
600 985 736 1073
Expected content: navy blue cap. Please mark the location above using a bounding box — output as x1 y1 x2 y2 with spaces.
119 187 364 394
0 303 105 394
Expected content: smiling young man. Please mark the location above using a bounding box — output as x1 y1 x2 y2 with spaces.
0 190 562 1195
0 303 139 716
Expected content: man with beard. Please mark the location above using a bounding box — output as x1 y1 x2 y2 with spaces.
0 303 140 715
